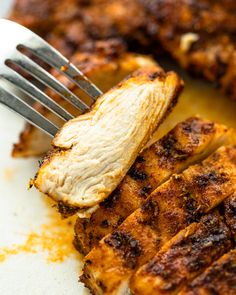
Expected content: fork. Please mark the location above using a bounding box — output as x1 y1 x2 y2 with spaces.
0 19 103 137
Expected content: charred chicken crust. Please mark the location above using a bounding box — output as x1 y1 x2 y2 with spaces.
130 211 232 295
179 248 236 295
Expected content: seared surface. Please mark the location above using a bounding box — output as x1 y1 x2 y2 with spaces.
74 117 234 254
80 146 236 295
180 249 236 295
130 211 232 295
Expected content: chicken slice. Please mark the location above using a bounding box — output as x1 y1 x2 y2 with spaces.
130 211 232 295
34 66 182 209
74 117 235 254
12 51 157 158
179 248 236 295
80 146 236 295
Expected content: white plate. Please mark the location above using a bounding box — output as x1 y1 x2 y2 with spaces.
0 3 87 295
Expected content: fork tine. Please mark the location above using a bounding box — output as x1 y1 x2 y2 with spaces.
11 51 90 113
20 38 103 101
1 65 74 122
0 86 58 137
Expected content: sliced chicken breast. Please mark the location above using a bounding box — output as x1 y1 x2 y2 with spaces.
80 146 236 295
74 117 235 254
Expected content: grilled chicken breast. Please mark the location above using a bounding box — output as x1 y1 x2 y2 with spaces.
34 66 182 209
81 146 236 295
74 117 235 254
180 249 236 295
130 212 232 295
12 50 157 158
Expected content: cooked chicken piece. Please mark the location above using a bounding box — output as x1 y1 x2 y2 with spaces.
34 66 182 209
47 0 156 57
74 117 235 254
130 211 232 295
80 146 236 295
10 0 236 100
140 0 236 100
224 193 236 238
12 50 156 158
180 248 236 295
10 0 155 58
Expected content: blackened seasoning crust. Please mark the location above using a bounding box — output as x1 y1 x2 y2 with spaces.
140 199 159 227
139 185 152 197
104 230 142 269
136 156 145 163
128 167 147 181
131 212 232 295
154 118 216 169
182 194 201 224
57 201 79 218
180 249 236 295
182 120 215 136
100 189 121 209
194 171 228 192
149 71 166 81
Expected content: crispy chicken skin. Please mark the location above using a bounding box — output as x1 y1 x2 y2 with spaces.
130 212 232 295
34 66 182 209
12 49 156 158
80 146 236 295
74 117 235 254
180 249 236 295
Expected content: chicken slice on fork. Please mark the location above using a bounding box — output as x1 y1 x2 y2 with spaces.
81 146 236 295
34 66 183 210
74 117 235 254
12 50 157 158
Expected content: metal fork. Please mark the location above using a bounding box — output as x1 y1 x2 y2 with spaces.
0 19 103 137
